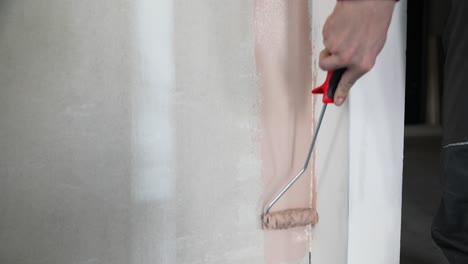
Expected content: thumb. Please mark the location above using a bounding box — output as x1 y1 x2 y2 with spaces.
334 67 364 106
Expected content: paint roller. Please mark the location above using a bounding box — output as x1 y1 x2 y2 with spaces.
261 69 345 230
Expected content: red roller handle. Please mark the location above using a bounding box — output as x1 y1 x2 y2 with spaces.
312 69 346 104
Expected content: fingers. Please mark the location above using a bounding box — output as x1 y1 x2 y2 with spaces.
317 0 393 106
333 67 364 106
319 50 341 71
318 49 355 106
319 48 376 106
319 48 354 71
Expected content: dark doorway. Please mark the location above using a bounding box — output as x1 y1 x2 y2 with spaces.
400 1 450 264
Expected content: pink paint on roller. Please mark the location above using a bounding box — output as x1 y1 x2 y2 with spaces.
262 208 319 230
255 0 316 262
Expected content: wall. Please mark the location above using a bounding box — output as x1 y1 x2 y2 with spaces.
172 0 263 263
0 0 263 263
347 2 407 264
0 0 406 263
0 1 133 263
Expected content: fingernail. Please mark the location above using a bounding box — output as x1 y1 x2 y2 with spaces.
335 97 344 106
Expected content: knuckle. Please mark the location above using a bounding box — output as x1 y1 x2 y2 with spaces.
338 51 353 64
324 40 335 53
323 38 339 53
328 46 338 54
359 58 375 73
319 60 327 70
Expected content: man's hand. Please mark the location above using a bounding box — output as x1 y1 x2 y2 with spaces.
319 0 396 106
